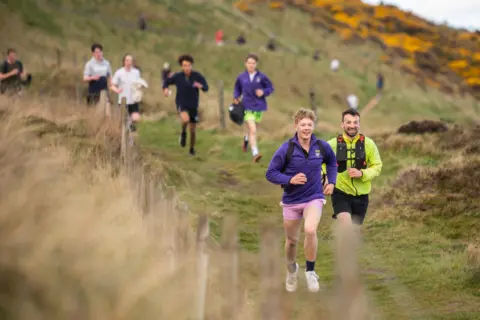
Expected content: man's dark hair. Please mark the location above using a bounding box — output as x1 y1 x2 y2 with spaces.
178 54 194 66
6 48 15 55
245 53 259 62
342 108 360 121
91 43 103 53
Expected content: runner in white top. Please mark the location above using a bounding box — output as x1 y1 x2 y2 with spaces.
346 94 359 110
110 54 142 132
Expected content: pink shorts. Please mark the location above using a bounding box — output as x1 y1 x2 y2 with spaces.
281 199 326 220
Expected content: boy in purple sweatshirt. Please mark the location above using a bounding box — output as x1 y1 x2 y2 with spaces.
265 108 337 293
233 53 274 163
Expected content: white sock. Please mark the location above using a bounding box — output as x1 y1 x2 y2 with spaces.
244 135 248 142
252 147 259 156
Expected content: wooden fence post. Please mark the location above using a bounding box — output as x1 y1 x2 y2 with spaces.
218 80 226 130
146 175 154 215
194 214 210 320
259 222 281 320
165 188 178 274
138 168 146 213
309 86 317 117
56 48 61 68
120 98 127 165
72 52 82 104
220 215 239 319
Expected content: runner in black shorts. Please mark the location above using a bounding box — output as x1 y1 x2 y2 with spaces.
110 53 143 131
331 189 369 225
324 109 382 226
163 54 209 156
176 105 198 124
323 109 383 312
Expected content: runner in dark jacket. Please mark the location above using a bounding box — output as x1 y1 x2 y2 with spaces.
163 54 209 156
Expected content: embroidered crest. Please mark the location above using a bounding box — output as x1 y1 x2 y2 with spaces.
315 149 321 158
256 77 261 83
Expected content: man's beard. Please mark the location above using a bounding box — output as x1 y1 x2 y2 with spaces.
345 129 358 137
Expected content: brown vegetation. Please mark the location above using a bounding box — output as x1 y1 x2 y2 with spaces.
397 120 449 134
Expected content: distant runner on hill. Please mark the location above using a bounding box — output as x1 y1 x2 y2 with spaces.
163 54 209 156
266 108 337 293
376 72 384 98
346 94 359 110
233 53 274 163
110 53 143 132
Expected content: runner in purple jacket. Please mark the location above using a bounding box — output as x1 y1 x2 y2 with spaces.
266 108 337 293
233 53 274 163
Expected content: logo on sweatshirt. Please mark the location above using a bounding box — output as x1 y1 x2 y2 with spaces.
315 149 321 158
256 77 261 83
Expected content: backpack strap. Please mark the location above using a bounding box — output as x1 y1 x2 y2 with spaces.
281 139 295 174
316 140 328 185
355 134 367 169
316 140 326 163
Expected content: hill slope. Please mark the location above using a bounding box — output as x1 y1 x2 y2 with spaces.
1 0 478 132
234 0 480 99
1 0 480 318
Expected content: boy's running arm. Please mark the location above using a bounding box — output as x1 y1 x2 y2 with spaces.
323 141 337 186
0 61 16 80
360 139 382 182
322 138 336 181
110 70 122 94
82 61 98 82
261 74 274 97
196 73 209 92
162 72 177 88
265 146 292 185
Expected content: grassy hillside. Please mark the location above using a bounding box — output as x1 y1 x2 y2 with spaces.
234 0 480 99
1 0 478 130
1 0 480 319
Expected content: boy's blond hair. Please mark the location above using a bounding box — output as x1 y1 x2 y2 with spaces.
294 108 316 124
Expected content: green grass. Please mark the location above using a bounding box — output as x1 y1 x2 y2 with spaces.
2 0 63 36
138 117 480 319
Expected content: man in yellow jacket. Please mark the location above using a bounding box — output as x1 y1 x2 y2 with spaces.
323 108 382 225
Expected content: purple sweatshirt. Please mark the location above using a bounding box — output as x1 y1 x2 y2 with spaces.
233 70 274 112
265 133 337 204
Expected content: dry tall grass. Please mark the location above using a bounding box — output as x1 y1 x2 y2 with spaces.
0 96 250 320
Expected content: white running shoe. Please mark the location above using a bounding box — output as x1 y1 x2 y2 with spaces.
285 263 299 292
305 271 320 293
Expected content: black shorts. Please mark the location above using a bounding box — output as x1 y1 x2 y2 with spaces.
177 105 199 123
86 90 111 106
86 92 100 105
331 188 369 225
126 103 139 115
